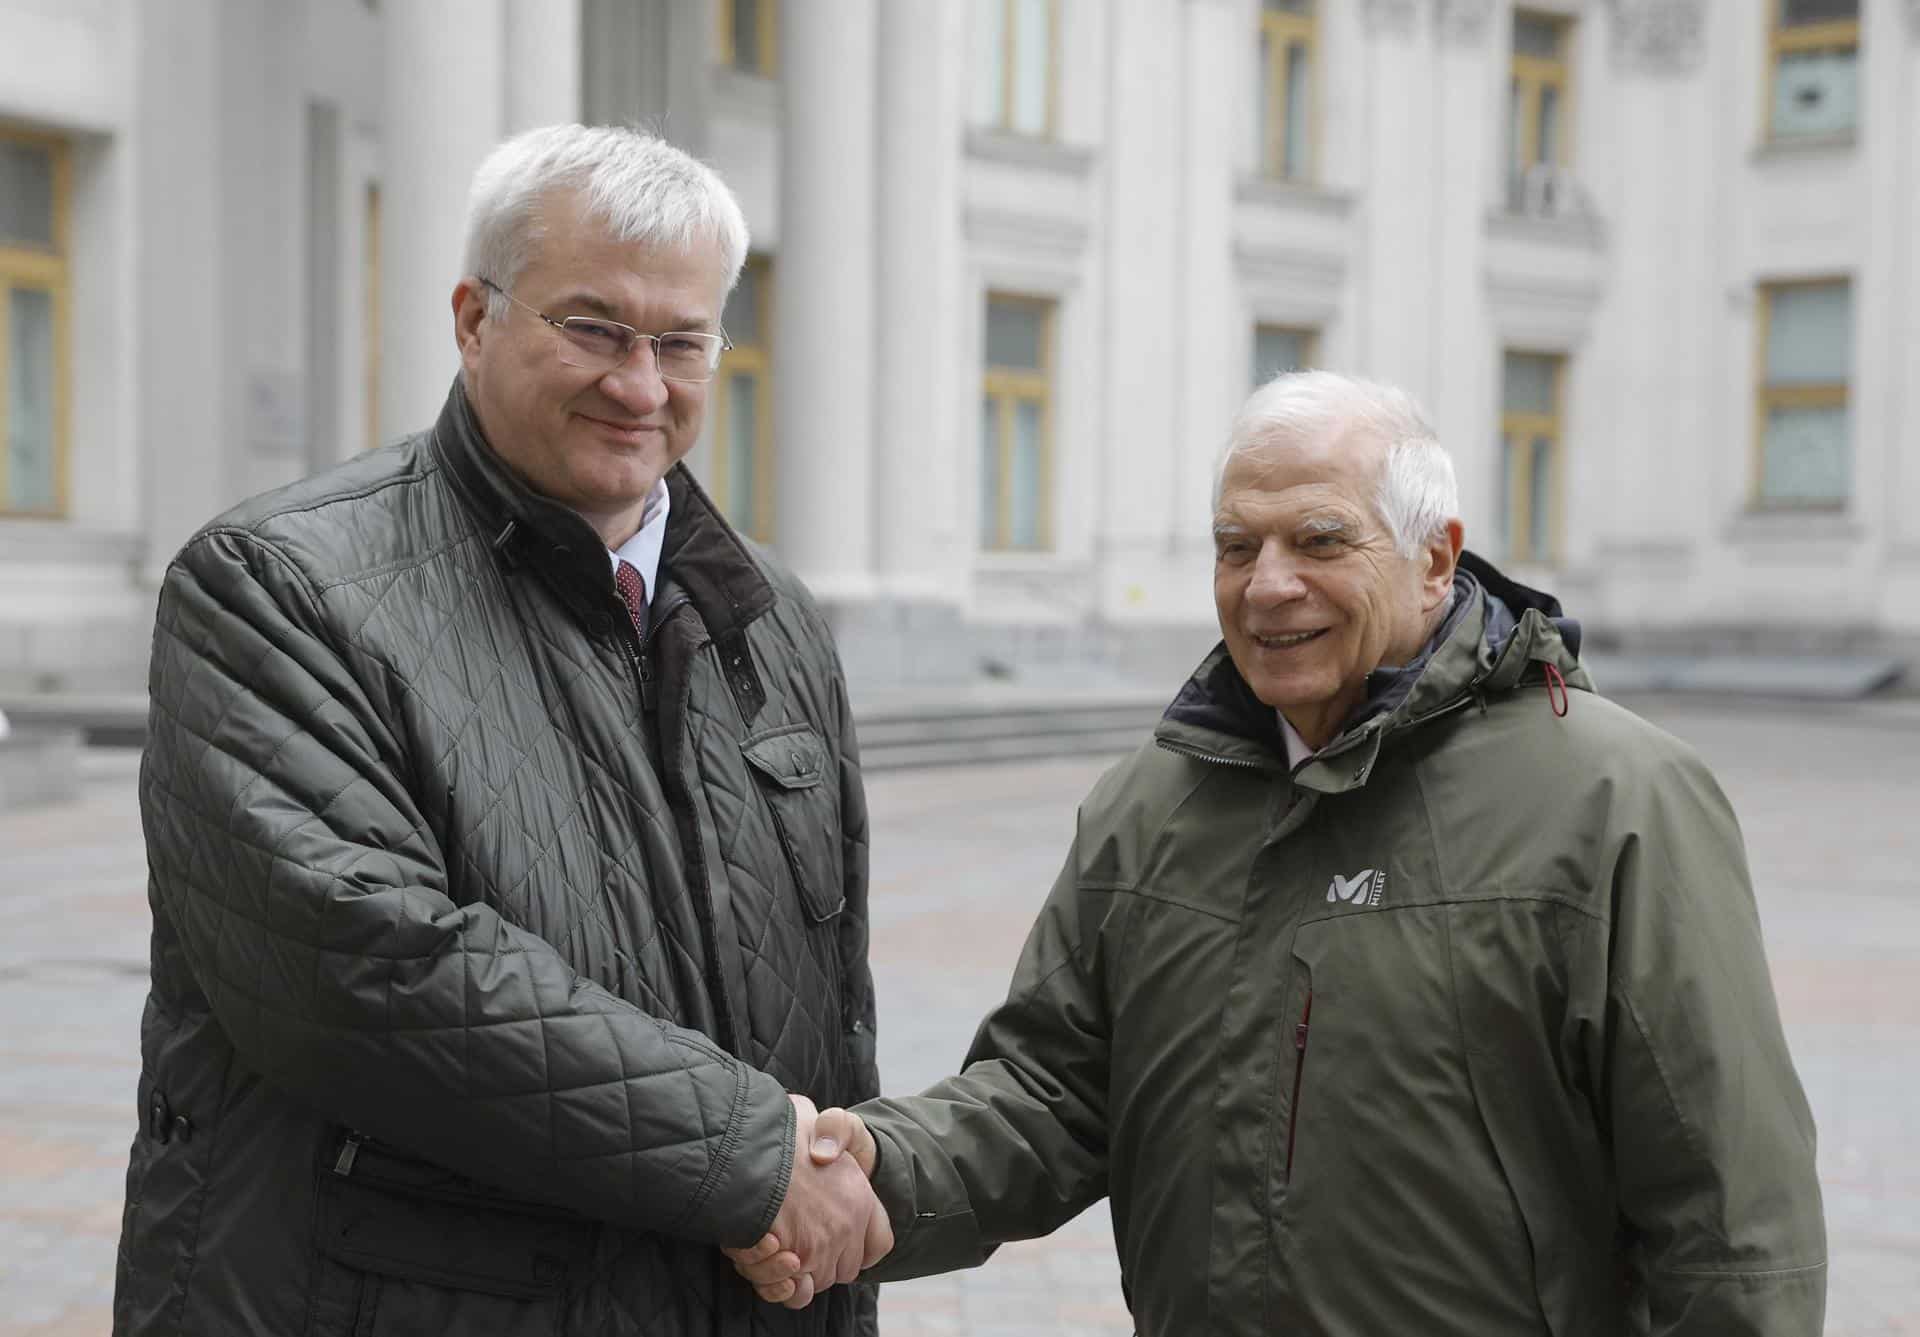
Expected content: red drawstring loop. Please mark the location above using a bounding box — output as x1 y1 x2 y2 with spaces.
1542 662 1569 718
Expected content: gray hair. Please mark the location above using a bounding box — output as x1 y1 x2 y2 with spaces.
463 123 750 320
1217 369 1459 558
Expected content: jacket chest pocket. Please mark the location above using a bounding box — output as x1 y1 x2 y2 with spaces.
742 725 846 923
308 1136 596 1337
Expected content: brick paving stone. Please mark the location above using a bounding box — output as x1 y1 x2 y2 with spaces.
1 697 1916 1335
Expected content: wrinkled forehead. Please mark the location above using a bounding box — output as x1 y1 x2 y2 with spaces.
1217 425 1387 512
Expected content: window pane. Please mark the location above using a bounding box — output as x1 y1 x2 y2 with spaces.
1282 41 1310 178
731 0 761 72
6 286 57 511
1528 437 1554 558
726 371 759 527
1536 85 1559 166
980 394 1001 547
1010 0 1050 136
1511 13 1563 58
985 298 1045 369
1782 0 1858 25
0 140 55 248
1502 352 1558 414
1766 283 1851 385
971 0 1006 127
1771 48 1858 138
1252 327 1309 387
1761 405 1850 504
723 262 762 346
1010 399 1044 548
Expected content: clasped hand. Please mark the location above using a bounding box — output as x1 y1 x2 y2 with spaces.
723 1095 887 1308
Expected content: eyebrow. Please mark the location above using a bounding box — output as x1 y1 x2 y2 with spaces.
1301 514 1353 536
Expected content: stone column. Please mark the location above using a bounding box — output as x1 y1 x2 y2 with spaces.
1172 0 1240 558
1426 0 1499 525
1584 0 1713 614
1099 0 1185 590
874 0 964 605
772 0 877 601
138 0 228 579
1352 0 1438 396
379 0 505 442
503 0 581 133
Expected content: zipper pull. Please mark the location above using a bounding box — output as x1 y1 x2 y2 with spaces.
332 1132 363 1177
1295 990 1313 1051
638 654 658 711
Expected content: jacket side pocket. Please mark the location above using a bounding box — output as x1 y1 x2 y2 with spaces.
307 1135 596 1337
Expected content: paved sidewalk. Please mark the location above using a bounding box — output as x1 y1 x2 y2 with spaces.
2 696 1917 1334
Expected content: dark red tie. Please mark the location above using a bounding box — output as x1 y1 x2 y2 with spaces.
614 560 648 638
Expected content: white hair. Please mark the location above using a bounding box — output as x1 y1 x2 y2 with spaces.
1217 369 1459 558
462 123 750 320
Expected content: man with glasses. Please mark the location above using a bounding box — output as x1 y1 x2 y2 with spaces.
118 124 887 1337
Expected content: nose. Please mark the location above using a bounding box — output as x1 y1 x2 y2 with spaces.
1245 540 1309 608
597 338 672 415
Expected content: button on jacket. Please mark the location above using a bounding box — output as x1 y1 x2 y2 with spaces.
117 381 878 1337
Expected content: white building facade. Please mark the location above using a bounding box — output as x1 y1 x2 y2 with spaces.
1 0 1916 696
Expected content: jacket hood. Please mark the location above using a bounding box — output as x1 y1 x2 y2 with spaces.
1156 550 1592 788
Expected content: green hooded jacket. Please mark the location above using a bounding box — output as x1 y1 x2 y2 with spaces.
857 556 1825 1336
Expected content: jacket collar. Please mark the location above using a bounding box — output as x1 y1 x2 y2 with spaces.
1154 551 1591 791
430 377 776 642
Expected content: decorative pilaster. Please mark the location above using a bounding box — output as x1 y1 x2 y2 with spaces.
1608 0 1708 77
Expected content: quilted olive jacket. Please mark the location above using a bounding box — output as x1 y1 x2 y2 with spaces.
115 383 878 1337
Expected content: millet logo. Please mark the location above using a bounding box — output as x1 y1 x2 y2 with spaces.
1327 868 1386 906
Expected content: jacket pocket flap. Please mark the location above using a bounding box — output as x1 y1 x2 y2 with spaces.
317 1169 594 1300
742 727 829 790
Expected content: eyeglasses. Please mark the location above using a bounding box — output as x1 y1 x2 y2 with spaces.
477 277 731 383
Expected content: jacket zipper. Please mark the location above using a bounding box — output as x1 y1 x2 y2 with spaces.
1153 738 1275 772
1285 990 1313 1180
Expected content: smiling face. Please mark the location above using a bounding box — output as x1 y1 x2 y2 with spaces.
1213 427 1462 750
453 189 731 547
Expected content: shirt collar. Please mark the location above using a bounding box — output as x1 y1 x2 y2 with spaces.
1277 712 1317 770
607 478 671 599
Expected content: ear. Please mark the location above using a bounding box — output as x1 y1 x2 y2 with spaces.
1420 518 1465 611
453 278 490 375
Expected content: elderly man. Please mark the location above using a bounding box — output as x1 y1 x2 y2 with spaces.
116 124 886 1337
734 371 1826 1333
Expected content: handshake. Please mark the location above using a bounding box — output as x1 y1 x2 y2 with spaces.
724 1094 890 1308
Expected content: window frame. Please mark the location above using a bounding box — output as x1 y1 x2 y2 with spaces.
1250 322 1318 389
715 0 778 78
1764 0 1860 142
980 292 1055 553
1752 276 1852 512
711 255 775 542
978 0 1060 139
1498 349 1566 566
1258 2 1319 182
1509 10 1574 176
0 123 73 519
